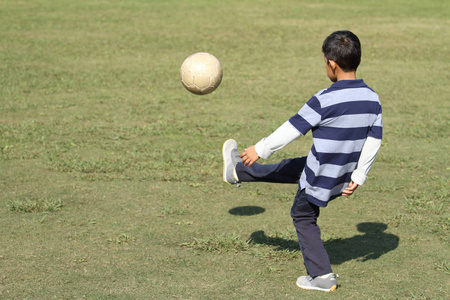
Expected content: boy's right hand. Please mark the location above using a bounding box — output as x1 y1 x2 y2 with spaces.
240 145 260 167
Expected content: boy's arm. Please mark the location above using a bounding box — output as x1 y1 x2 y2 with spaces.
351 136 382 185
342 136 382 196
241 121 301 166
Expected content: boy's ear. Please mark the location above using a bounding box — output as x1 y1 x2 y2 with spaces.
328 60 338 71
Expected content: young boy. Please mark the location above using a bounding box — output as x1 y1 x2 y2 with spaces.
222 30 382 292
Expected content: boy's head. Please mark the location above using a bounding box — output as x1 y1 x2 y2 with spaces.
322 31 361 72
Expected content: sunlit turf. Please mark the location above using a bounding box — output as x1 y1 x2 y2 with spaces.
0 0 449 298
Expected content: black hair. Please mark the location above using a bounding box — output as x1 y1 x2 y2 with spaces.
322 30 361 72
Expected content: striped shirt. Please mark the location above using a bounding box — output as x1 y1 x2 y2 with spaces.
289 79 382 207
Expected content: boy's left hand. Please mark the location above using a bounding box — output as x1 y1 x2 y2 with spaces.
342 181 358 196
241 145 260 166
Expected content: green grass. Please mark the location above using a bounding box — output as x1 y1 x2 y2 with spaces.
9 196 63 213
1 0 449 298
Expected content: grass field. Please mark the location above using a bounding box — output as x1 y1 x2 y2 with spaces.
1 0 449 299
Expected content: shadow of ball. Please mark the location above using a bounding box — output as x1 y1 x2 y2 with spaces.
228 206 266 216
357 222 388 234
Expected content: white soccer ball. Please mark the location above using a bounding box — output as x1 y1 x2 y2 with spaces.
180 52 223 95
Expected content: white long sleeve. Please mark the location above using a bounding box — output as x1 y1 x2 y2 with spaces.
351 136 382 186
254 121 301 159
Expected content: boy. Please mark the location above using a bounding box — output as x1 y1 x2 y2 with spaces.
222 30 382 292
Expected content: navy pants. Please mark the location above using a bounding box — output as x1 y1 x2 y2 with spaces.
235 158 333 277
235 157 306 183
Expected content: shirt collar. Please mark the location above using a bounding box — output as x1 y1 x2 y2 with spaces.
329 79 366 89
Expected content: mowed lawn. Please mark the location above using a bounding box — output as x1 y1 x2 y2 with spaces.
0 0 448 299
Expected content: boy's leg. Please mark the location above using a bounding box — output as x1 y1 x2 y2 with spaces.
235 157 306 183
223 139 306 185
290 189 333 278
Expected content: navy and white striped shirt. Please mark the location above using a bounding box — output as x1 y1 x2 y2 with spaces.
289 79 382 207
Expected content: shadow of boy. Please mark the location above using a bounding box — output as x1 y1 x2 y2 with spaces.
250 222 399 265
325 222 399 264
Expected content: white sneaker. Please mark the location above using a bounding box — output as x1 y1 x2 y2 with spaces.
222 139 241 186
296 273 338 292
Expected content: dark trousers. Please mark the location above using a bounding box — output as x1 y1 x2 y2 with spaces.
235 158 333 277
291 189 333 277
235 157 306 183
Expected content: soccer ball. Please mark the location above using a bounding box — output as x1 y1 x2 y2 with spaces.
180 52 223 95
